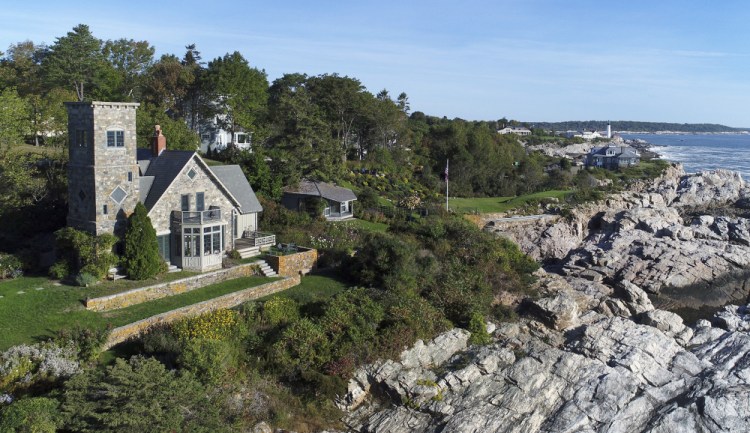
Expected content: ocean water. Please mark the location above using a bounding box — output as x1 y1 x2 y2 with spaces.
621 133 750 180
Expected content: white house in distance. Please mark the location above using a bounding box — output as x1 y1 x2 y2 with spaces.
198 111 253 154
497 126 532 136
566 122 613 141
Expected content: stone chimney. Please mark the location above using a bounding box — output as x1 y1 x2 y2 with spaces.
152 125 166 156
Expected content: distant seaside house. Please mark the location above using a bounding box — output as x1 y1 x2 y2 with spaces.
497 127 532 136
65 101 270 272
281 180 357 221
567 130 603 140
197 112 253 154
586 145 640 169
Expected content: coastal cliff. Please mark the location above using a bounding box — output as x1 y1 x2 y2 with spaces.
340 271 750 432
487 164 750 310
336 164 750 433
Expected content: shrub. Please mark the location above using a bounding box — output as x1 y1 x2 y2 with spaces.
262 297 299 326
467 312 492 346
0 254 23 279
227 249 242 260
60 356 227 432
48 261 69 280
271 318 330 376
54 227 117 280
172 309 241 342
0 397 61 433
178 338 238 384
55 326 109 364
123 202 166 280
74 272 98 287
0 342 80 392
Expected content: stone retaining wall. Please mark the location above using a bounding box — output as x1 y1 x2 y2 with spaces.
86 262 261 311
267 247 318 277
104 275 300 349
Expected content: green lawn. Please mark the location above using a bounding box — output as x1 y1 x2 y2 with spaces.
0 275 274 350
449 190 571 214
259 271 348 305
334 218 389 233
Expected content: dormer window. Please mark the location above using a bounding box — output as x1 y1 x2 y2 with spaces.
107 130 124 147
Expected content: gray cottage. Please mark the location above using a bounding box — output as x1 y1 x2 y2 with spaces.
65 101 266 272
281 180 357 221
586 145 640 169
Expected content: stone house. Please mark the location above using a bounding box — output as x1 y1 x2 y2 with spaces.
586 145 641 169
281 180 357 221
65 101 267 272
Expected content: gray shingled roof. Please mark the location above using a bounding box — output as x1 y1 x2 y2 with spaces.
139 176 154 203
210 165 263 214
140 150 196 211
284 180 357 202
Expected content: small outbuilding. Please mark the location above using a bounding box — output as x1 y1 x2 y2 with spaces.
281 180 357 221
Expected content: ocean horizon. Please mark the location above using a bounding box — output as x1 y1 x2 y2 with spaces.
621 133 750 181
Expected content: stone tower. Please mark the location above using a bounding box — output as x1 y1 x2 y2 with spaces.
65 102 140 236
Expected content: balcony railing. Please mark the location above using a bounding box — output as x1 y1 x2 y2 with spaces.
243 231 276 247
182 208 222 224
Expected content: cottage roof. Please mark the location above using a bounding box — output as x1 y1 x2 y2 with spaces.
139 150 196 211
284 180 357 202
210 165 263 214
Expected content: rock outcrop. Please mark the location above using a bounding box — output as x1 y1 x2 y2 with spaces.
341 272 750 433
485 166 750 309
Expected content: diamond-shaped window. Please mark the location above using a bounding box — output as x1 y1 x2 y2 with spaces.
110 186 128 204
187 168 197 180
78 190 86 201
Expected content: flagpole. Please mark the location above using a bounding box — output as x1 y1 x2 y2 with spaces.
445 159 449 211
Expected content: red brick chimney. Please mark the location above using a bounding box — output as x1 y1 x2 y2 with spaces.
152 125 166 156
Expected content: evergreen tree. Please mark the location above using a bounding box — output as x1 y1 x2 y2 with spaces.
123 202 165 280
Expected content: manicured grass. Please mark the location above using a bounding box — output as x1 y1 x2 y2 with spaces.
259 271 348 305
84 271 199 298
0 274 274 350
449 190 571 214
335 218 389 233
101 276 274 324
0 277 102 350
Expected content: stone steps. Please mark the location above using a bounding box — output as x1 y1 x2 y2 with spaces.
254 259 277 277
238 246 261 259
167 264 181 273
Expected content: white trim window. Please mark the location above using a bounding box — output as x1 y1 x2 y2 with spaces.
203 225 223 255
183 227 200 257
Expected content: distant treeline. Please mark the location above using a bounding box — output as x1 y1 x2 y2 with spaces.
530 121 743 133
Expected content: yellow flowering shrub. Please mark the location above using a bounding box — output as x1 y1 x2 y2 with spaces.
172 309 240 342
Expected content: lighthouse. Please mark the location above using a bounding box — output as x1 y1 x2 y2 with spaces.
607 122 612 139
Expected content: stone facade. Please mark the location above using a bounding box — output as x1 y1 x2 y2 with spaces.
85 262 262 311
267 247 318 276
103 275 300 349
147 157 237 267
65 102 140 235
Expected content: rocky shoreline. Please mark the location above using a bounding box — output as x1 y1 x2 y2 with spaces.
335 164 750 433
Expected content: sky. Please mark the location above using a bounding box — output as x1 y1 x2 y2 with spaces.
2 0 750 127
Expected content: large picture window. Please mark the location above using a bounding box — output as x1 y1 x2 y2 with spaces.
203 225 222 255
183 227 200 257
107 130 124 147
